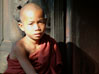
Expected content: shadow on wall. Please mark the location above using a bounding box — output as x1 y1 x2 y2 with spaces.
58 42 99 74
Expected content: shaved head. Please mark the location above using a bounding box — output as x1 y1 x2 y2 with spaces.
20 3 44 22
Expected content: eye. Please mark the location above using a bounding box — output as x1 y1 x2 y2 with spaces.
38 19 46 24
28 22 34 25
29 23 32 25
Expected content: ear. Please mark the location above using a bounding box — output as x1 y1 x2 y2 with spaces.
18 22 24 31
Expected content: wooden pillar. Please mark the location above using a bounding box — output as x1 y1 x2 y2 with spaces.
66 0 73 74
66 0 72 43
54 0 65 42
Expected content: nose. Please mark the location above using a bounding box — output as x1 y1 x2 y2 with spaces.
33 23 40 31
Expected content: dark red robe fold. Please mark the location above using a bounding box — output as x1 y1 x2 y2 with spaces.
4 34 62 74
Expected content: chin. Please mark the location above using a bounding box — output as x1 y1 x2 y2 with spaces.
31 33 44 41
33 36 41 40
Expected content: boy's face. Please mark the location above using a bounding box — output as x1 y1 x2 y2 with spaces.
19 9 46 41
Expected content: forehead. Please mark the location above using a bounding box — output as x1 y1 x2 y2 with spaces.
21 9 44 22
20 3 44 21
27 9 42 15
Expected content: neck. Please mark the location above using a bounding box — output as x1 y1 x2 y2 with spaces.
24 35 40 45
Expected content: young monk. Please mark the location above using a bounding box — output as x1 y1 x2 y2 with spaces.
4 3 62 74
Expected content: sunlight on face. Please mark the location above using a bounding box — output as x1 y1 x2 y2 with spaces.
20 9 46 41
26 11 33 18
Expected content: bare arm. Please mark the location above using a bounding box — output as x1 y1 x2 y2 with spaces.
13 43 37 74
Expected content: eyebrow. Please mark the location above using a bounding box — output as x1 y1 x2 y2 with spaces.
29 18 45 22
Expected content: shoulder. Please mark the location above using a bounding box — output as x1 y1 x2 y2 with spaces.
43 34 58 50
43 33 57 44
13 39 24 50
11 38 27 55
10 38 26 59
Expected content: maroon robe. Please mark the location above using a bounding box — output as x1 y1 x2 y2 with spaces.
4 34 62 74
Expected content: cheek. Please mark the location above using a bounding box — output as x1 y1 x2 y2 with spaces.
25 26 32 31
24 26 33 33
41 24 46 30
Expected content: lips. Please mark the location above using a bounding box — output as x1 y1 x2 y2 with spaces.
34 33 41 36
